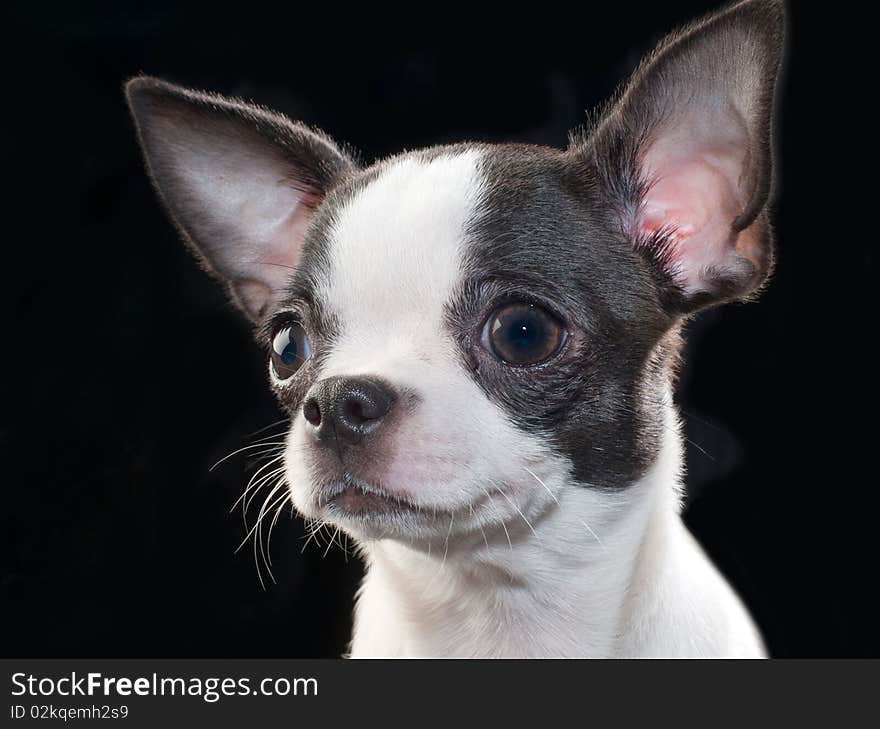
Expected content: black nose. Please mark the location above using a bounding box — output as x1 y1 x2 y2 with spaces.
303 376 396 444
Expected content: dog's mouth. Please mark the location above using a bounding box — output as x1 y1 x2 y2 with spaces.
316 474 423 519
311 473 497 542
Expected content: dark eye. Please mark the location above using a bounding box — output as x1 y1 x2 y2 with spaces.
481 302 566 366
270 324 311 380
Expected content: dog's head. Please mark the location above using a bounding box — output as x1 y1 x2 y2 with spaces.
127 0 784 545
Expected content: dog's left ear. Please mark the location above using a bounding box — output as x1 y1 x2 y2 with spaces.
576 0 785 313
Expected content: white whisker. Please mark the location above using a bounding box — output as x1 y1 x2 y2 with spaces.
211 441 286 472
322 526 342 559
524 466 606 553
491 481 540 545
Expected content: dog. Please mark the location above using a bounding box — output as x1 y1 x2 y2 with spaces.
126 0 784 657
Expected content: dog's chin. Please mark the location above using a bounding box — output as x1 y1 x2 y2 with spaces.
313 474 462 541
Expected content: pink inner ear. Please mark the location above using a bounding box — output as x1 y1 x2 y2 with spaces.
250 195 318 287
637 130 748 295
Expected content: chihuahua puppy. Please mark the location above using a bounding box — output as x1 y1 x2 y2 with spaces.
126 0 784 657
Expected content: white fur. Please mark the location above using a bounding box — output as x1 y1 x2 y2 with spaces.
280 150 764 658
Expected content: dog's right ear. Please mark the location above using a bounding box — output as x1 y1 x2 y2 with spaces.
125 77 354 321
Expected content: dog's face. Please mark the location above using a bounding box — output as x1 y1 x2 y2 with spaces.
272 146 671 542
127 0 783 545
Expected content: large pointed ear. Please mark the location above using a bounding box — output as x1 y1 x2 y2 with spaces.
576 0 785 313
125 76 354 321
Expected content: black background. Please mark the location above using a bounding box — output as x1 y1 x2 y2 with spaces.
2 2 874 658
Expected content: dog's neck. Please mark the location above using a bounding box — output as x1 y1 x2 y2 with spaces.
349 403 696 657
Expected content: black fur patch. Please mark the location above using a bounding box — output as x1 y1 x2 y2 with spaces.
448 144 677 489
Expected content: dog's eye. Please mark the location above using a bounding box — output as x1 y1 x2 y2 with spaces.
481 303 566 366
270 324 311 380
